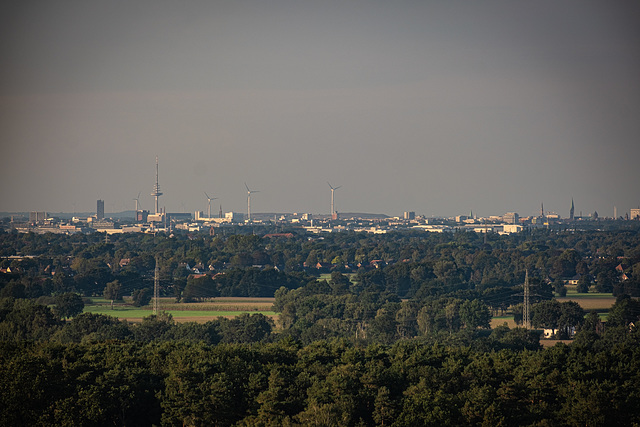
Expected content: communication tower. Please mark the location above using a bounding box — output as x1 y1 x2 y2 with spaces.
151 156 163 214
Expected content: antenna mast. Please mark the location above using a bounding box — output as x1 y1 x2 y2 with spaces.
151 156 163 214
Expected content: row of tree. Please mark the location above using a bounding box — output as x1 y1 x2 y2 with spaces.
2 227 640 302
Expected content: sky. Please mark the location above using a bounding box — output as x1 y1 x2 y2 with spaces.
1 1 639 218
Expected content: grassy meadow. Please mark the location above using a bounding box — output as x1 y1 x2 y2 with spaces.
84 297 277 323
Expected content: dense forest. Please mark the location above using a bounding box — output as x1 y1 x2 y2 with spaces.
1 311 640 426
2 227 640 425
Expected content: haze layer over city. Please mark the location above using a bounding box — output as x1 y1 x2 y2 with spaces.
1 1 639 218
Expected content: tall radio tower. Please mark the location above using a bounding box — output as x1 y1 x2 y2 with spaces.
151 156 163 214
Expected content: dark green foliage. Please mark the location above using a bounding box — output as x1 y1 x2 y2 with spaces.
218 313 273 343
459 299 491 329
0 298 60 341
131 287 152 307
576 274 591 293
52 292 84 319
489 325 542 351
132 312 175 342
2 228 640 424
607 295 640 327
0 324 639 425
531 300 584 338
182 274 218 302
2 227 639 301
56 312 131 343
210 267 309 297
329 271 351 295
102 279 122 309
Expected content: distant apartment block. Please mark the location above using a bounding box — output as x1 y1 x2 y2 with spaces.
29 211 47 223
97 200 104 220
91 219 114 229
503 212 519 224
404 211 415 220
136 210 149 222
147 213 165 223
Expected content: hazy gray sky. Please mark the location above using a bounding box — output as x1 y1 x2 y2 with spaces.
1 1 639 218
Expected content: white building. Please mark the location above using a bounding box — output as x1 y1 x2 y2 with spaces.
225 212 244 223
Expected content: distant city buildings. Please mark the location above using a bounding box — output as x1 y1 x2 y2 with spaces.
137 210 149 223
225 212 244 223
167 213 191 222
91 219 114 229
5 203 640 237
147 213 164 223
6 167 640 235
29 211 47 223
502 224 523 234
503 212 519 224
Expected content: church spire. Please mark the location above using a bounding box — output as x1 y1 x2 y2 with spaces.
570 198 575 221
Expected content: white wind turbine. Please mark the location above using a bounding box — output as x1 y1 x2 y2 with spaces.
204 192 217 219
328 182 341 218
245 183 259 221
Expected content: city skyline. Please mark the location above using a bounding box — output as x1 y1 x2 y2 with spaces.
1 182 627 221
1 2 639 217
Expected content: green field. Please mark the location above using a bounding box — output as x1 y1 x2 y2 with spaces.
563 290 615 298
85 305 275 317
319 272 357 282
84 297 277 322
